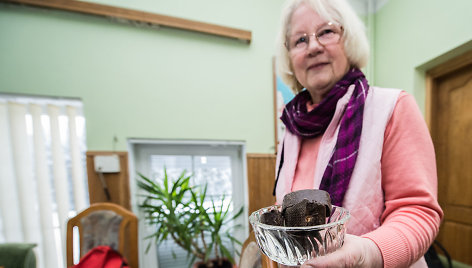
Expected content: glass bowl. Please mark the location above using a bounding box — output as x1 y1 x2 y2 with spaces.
249 205 350 266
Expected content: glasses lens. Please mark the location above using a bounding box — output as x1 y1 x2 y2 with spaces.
317 24 342 45
288 34 309 50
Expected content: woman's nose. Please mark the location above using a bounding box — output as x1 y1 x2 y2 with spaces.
307 34 323 54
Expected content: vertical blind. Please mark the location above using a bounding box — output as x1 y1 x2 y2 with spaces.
0 94 88 268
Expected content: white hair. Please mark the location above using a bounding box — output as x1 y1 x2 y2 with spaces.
275 0 370 93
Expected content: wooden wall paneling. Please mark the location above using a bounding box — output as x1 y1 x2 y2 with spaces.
246 154 277 216
86 151 131 210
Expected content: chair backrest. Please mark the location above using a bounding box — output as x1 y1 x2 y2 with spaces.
66 202 138 268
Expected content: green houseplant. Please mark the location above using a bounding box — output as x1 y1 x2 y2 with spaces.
137 170 243 268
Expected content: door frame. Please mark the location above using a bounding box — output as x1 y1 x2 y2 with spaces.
425 49 472 129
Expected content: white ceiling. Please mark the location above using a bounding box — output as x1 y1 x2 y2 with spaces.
347 0 390 15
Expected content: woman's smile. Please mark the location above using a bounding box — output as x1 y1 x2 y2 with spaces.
307 62 329 71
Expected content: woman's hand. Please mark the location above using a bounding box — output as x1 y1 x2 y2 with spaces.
300 234 383 268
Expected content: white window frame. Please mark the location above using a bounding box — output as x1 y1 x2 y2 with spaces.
127 139 249 268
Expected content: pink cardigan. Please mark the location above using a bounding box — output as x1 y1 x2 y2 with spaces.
275 87 443 267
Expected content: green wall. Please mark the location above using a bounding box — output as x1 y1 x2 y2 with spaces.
0 0 285 153
2 0 472 153
373 0 472 111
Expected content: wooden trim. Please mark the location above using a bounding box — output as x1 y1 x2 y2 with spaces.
427 49 472 78
424 74 433 130
1 0 252 43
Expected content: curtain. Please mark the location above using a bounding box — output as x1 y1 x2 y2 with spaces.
0 95 88 268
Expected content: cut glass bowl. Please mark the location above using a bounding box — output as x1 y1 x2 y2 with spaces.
249 205 350 266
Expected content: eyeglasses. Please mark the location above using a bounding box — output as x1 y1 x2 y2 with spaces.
285 22 343 52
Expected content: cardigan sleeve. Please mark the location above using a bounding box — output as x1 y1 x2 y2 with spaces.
362 91 443 268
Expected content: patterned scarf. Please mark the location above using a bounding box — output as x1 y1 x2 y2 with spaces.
280 68 369 206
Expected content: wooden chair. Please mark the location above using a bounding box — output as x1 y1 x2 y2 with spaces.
66 202 138 268
239 230 278 268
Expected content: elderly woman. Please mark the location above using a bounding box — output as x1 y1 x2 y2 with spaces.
273 0 443 267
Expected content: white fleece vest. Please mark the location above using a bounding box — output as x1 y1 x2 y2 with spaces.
275 86 401 236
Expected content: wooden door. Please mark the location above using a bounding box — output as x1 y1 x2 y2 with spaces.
427 50 472 265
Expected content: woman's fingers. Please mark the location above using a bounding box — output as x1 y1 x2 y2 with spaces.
300 234 382 268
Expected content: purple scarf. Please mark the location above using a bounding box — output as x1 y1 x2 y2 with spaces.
280 68 369 206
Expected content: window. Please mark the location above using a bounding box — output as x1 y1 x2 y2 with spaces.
128 139 249 268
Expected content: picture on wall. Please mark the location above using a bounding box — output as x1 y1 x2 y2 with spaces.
273 59 295 153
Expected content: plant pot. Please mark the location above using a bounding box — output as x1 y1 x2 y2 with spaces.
192 258 235 268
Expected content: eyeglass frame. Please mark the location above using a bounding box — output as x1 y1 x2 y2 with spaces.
284 22 344 52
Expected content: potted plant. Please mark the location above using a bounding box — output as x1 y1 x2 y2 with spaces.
137 169 243 268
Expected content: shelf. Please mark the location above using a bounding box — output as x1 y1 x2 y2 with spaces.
1 0 252 43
